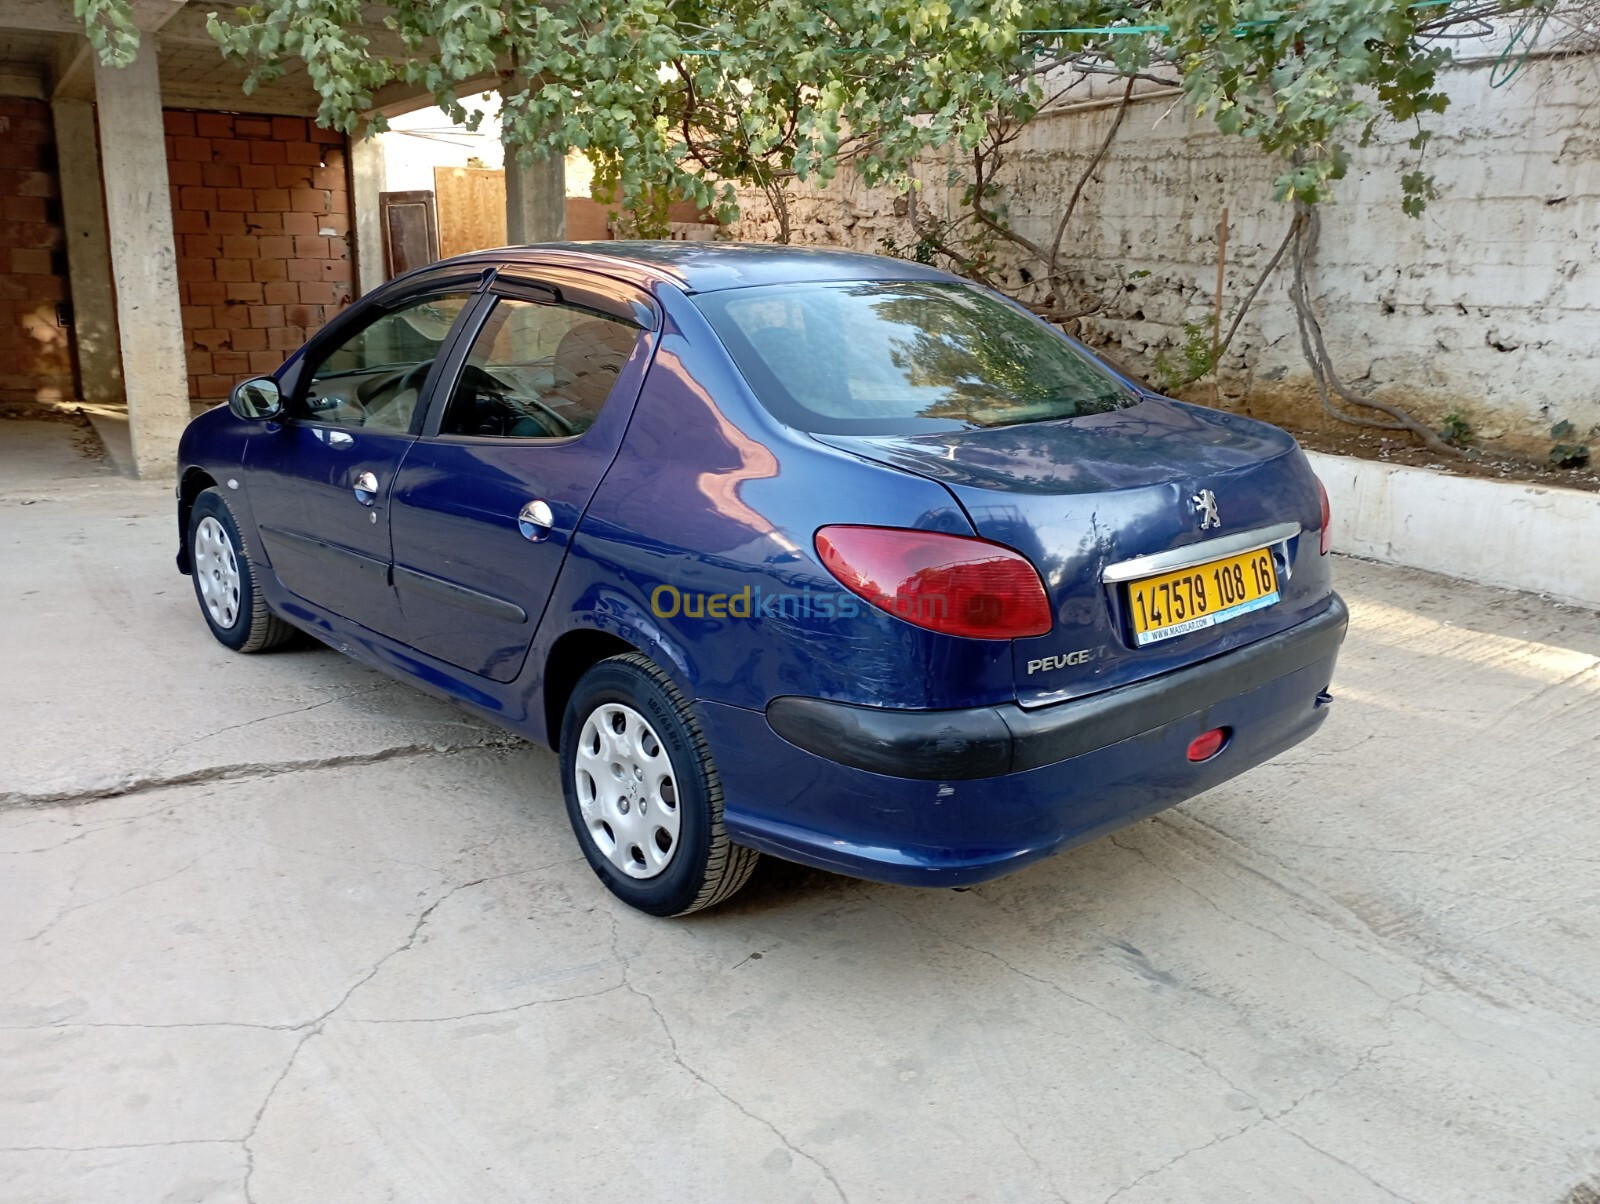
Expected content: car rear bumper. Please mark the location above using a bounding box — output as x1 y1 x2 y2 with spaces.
766 594 1348 780
696 593 1347 888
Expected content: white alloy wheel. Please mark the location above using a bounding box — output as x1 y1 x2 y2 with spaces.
193 515 242 629
574 702 681 879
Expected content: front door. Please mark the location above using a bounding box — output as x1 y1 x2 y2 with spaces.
389 290 652 682
246 291 476 638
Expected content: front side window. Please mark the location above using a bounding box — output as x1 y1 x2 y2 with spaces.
693 281 1139 435
438 297 640 440
303 294 472 432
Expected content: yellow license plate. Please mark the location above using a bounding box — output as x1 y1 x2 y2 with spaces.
1127 547 1280 646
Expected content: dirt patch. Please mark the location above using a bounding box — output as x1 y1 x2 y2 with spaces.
68 420 106 462
0 402 106 461
1283 418 1599 493
1183 382 1600 495
0 400 83 424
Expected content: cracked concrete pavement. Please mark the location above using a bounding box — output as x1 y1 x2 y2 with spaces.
2 418 1599 1204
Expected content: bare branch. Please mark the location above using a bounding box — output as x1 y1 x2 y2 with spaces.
964 138 1052 266
1215 213 1299 360
1049 60 1183 90
1047 76 1135 274
1289 204 1465 457
905 185 999 288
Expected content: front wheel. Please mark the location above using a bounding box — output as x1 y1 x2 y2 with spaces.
560 654 759 916
187 487 296 653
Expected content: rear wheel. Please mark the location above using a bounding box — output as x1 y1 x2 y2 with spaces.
560 653 759 916
187 487 295 653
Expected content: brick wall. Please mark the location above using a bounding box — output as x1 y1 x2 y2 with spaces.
0 99 72 405
164 110 354 403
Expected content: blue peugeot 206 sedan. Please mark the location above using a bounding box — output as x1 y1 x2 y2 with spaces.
176 242 1346 916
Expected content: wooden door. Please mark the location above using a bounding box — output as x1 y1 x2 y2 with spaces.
379 190 439 279
434 167 508 258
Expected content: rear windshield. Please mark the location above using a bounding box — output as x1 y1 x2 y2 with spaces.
692 280 1139 434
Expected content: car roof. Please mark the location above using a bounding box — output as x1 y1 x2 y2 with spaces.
441 241 955 295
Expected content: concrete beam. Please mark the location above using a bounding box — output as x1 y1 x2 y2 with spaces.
94 44 189 480
44 1 187 103
51 98 125 407
155 5 239 45
156 81 321 116
159 3 411 53
50 35 95 101
128 0 186 32
0 0 184 33
505 146 566 245
0 0 85 33
0 65 47 98
364 74 503 121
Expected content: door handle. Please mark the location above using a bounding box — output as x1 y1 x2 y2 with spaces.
517 499 554 542
353 471 380 505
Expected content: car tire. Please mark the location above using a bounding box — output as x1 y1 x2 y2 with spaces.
187 486 296 653
560 653 759 916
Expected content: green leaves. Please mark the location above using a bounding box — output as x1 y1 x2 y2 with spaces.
1400 169 1438 218
1549 420 1592 468
1163 0 1510 212
75 0 140 67
77 0 1538 223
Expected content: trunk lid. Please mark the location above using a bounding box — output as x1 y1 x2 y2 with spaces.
817 397 1334 707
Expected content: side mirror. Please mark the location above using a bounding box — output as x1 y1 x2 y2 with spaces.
229 376 283 422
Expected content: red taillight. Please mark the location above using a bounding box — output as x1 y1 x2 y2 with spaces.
1187 727 1230 762
815 525 1052 639
1316 478 1332 555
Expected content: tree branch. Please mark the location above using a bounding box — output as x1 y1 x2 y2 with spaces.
905 186 999 288
963 132 1052 266
1289 203 1465 457
1215 212 1299 360
1046 76 1136 282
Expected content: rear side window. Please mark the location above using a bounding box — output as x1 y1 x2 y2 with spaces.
439 297 639 440
692 281 1138 434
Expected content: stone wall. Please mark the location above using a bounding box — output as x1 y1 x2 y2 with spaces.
727 52 1600 451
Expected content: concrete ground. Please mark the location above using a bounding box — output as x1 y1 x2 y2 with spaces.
2 418 1598 1204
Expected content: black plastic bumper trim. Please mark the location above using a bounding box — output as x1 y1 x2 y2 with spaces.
766 594 1348 781
259 524 390 582
394 564 528 625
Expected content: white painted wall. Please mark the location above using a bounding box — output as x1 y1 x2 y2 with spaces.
1307 451 1600 610
379 104 503 193
376 101 594 198
728 48 1600 449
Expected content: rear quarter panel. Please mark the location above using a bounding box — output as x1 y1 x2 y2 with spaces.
543 291 1018 715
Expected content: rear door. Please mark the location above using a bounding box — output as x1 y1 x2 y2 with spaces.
246 291 477 638
388 278 656 682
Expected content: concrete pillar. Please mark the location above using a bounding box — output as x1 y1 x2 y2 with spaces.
92 47 188 480
350 125 386 296
505 146 566 245
50 98 124 406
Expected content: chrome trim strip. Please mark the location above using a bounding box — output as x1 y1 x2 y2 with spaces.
1101 522 1303 584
